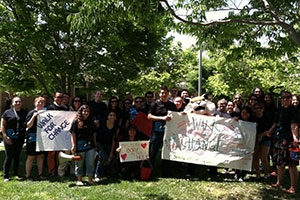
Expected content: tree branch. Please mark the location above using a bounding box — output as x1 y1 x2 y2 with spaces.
160 0 279 26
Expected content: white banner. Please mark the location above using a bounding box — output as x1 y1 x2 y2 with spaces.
36 110 76 151
162 112 256 171
119 140 149 162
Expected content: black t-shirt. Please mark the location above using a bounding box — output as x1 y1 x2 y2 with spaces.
70 120 96 153
87 101 108 120
149 99 177 116
47 103 68 111
25 109 38 134
2 108 28 139
275 105 299 142
149 99 177 133
254 113 274 141
96 119 119 144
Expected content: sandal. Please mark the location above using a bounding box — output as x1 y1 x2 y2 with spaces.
283 188 296 194
271 183 280 188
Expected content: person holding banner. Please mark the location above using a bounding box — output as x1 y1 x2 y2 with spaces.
1 97 28 182
71 105 96 186
25 97 46 180
47 91 69 177
252 102 274 180
148 85 177 177
268 90 299 194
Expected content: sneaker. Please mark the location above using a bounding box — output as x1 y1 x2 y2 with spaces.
94 177 100 182
4 178 9 182
26 176 33 181
238 178 244 182
234 174 238 180
76 181 84 186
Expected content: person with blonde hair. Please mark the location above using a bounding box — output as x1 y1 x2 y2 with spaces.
25 97 46 180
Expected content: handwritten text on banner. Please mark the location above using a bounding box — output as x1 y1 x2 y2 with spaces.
162 112 256 171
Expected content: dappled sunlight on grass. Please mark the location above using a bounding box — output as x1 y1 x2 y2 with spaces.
0 146 299 199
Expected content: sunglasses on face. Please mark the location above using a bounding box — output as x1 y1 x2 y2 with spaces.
135 101 143 103
281 96 291 100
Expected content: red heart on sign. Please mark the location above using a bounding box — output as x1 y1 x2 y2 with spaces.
141 143 147 149
121 154 127 160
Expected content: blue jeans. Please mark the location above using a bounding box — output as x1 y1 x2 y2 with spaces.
75 148 96 177
149 131 171 177
94 143 112 177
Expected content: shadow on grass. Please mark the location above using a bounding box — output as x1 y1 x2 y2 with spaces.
0 144 299 199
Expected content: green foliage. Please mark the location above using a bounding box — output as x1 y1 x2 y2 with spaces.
203 47 300 99
0 0 172 97
162 0 300 55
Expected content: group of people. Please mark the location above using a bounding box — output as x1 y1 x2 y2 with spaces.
0 86 299 193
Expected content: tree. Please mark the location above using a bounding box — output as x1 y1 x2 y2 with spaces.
0 0 169 97
203 47 300 99
160 0 300 56
0 0 86 95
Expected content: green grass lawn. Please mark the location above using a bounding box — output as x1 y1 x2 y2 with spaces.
0 145 299 200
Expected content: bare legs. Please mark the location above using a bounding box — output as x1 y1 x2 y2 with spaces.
272 165 298 194
25 154 44 178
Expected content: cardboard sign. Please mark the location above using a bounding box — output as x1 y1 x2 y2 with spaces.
119 140 149 162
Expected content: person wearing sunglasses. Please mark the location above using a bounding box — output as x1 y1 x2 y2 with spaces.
266 90 299 194
70 96 82 112
144 91 154 114
47 91 69 177
252 102 274 180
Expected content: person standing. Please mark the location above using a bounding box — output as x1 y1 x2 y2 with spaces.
25 97 46 180
252 102 274 180
148 85 177 177
70 96 82 111
47 91 68 177
268 91 299 194
87 90 108 128
1 96 28 182
94 110 120 181
71 105 96 186
169 87 178 102
144 91 154 114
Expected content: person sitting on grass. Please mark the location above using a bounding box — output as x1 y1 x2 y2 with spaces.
116 124 140 179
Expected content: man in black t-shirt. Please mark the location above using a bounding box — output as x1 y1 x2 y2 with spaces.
148 85 177 177
87 90 108 128
47 91 69 177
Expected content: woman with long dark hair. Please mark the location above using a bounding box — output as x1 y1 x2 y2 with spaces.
71 105 96 186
